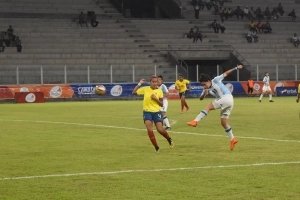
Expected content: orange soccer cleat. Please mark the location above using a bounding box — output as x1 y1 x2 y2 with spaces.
230 138 238 150
187 120 197 127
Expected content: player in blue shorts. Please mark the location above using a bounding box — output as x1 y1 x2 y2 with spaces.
187 65 243 150
132 75 174 152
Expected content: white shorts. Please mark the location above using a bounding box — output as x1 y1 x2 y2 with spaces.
262 85 272 92
212 95 234 119
160 99 168 112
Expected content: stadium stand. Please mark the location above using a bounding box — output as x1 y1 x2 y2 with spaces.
0 0 299 84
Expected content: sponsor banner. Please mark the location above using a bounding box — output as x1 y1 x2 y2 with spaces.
1 81 300 100
0 85 74 99
15 92 45 103
70 83 204 99
70 84 135 98
276 87 298 96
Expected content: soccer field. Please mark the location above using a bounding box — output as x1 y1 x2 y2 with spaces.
0 97 300 200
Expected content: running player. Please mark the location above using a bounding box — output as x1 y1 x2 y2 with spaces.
259 72 274 102
132 75 174 152
187 65 243 150
175 75 191 113
157 75 171 130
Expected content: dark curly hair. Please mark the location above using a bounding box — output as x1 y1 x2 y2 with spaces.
158 75 163 80
199 73 211 82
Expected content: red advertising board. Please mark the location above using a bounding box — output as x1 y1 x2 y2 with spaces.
15 92 45 103
0 85 74 99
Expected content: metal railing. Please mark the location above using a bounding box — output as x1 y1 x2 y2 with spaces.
167 45 190 77
0 64 299 85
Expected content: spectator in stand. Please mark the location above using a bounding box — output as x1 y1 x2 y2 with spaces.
256 7 264 20
194 3 200 19
234 6 244 20
90 12 99 27
223 7 229 19
199 0 205 10
251 30 259 42
277 3 284 16
257 20 264 33
250 7 256 20
264 21 272 33
271 8 279 20
79 12 88 27
214 5 221 15
3 32 10 47
246 30 253 43
186 28 195 39
250 20 257 33
193 28 203 42
211 19 219 33
219 19 226 33
7 25 14 40
264 7 271 20
243 6 250 20
0 37 5 52
288 9 297 21
15 36 22 52
292 33 299 47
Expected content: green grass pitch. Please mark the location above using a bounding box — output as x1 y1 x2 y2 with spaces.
0 97 300 200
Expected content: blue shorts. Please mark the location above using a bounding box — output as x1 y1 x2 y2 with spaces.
179 91 187 98
143 111 163 124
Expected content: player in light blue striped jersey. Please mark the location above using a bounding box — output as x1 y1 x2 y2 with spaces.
187 65 243 150
258 72 274 102
158 75 171 130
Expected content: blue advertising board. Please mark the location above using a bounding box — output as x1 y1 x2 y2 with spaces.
276 87 298 96
70 81 247 99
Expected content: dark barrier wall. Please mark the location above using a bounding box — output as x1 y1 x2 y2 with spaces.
153 0 181 18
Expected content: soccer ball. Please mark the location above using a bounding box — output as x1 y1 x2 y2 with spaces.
95 85 106 95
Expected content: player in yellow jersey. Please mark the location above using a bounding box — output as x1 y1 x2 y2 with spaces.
132 75 174 152
175 75 191 113
297 83 300 103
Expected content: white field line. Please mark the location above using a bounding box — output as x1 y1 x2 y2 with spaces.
1 161 300 181
0 119 299 143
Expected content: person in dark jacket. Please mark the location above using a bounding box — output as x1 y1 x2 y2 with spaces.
91 12 99 27
211 19 219 33
15 36 22 52
288 9 297 21
79 12 88 27
193 28 203 42
187 28 195 39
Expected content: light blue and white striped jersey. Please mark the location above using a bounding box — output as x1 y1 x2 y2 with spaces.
206 74 232 99
263 76 270 86
159 84 169 99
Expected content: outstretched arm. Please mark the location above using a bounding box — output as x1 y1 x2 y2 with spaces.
132 79 145 94
223 65 243 78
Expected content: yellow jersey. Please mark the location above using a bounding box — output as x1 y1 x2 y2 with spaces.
298 83 300 93
175 79 190 93
137 86 163 112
